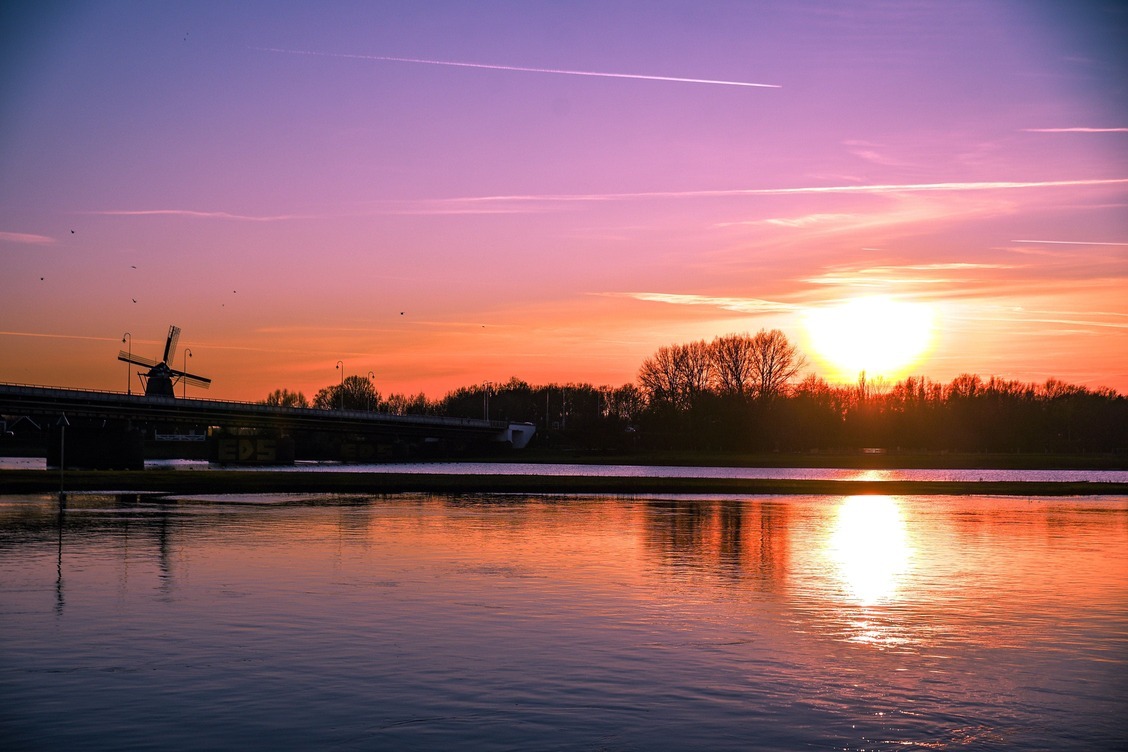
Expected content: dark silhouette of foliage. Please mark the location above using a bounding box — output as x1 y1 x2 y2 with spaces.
274 331 1126 454
313 374 380 411
260 388 309 408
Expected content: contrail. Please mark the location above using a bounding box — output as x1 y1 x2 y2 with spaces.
443 177 1128 204
1011 239 1128 246
1023 127 1128 133
251 46 780 89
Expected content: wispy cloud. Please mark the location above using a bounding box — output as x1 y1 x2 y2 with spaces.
804 262 1023 290
252 46 781 89
0 231 54 245
843 140 913 167
0 331 117 342
1022 127 1128 133
716 213 856 229
88 209 316 222
615 292 796 313
1011 239 1128 247
429 177 1128 207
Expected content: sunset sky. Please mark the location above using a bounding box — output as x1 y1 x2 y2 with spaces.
2 1 1126 401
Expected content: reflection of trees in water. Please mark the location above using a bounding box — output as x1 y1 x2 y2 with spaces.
644 499 790 591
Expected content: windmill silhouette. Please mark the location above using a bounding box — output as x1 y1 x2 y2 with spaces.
117 325 211 397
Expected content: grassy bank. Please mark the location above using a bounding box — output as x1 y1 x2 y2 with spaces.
515 449 1128 470
2 469 1127 497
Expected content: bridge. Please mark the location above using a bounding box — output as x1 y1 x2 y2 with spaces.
0 383 535 467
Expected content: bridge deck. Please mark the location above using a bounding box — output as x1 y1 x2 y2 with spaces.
0 383 511 440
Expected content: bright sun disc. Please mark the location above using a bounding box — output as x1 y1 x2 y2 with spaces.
804 296 935 380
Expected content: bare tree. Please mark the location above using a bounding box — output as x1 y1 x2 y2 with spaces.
638 340 712 410
709 333 756 396
313 374 379 410
261 388 309 408
749 328 805 399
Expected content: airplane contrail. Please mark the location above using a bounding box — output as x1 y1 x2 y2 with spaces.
251 46 780 89
1011 239 1128 246
1023 127 1128 133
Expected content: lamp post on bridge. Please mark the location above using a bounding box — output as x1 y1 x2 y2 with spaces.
122 332 131 395
483 380 493 421
367 371 375 412
182 349 192 398
336 361 344 410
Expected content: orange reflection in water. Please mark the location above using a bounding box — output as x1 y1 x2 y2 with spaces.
827 495 913 606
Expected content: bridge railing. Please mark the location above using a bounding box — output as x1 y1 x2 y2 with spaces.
0 382 514 431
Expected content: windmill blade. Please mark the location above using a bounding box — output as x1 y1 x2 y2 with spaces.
169 369 212 388
182 375 212 389
118 350 161 368
163 325 181 363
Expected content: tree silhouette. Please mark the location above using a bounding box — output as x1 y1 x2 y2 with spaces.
261 388 309 408
313 374 380 411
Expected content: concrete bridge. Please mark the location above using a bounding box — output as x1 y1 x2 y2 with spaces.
0 383 534 468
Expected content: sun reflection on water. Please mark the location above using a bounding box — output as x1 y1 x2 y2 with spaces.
828 495 913 607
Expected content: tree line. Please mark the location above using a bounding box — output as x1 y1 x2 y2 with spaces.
262 329 1127 454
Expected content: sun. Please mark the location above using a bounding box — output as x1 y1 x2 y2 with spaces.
803 296 935 381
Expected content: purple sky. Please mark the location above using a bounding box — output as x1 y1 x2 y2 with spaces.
2 1 1126 399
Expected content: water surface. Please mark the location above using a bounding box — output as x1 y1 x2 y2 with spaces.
2 492 1126 750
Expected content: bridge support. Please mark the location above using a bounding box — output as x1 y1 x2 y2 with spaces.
209 435 296 465
47 424 144 470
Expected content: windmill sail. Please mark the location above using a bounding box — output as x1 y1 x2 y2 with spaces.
163 325 180 364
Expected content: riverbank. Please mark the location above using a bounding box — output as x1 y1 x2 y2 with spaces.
3 469 1127 497
517 449 1128 470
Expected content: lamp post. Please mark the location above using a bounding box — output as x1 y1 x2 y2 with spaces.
122 332 131 395
336 361 344 410
367 371 375 412
483 380 493 421
182 349 192 398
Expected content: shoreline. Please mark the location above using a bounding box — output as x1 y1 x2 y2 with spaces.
3 469 1127 497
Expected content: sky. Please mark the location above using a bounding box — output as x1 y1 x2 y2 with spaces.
2 1 1126 401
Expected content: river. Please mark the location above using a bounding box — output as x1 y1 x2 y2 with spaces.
1 490 1125 750
4 456 1128 484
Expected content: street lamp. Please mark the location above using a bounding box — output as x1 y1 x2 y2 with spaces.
182 349 192 398
367 370 375 412
483 380 493 421
336 361 344 410
122 332 131 395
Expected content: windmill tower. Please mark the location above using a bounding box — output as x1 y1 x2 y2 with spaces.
117 325 212 397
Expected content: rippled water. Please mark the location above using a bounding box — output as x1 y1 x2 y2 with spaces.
2 492 1126 750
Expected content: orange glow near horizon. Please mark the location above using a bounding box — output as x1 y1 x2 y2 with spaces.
803 296 937 383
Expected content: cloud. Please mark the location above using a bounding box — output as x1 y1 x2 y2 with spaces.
716 213 857 229
88 209 316 222
0 331 117 342
0 231 54 245
1011 239 1128 247
1022 127 1128 133
843 140 913 167
428 177 1128 207
252 46 781 89
614 292 796 313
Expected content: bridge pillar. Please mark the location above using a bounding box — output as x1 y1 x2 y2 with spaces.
209 435 295 466
47 424 144 470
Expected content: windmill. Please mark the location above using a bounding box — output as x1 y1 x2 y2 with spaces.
117 325 211 397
